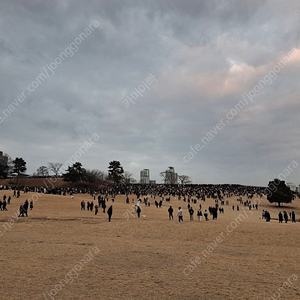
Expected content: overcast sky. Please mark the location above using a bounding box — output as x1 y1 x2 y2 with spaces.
1 0 300 186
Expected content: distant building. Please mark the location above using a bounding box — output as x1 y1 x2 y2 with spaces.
140 169 150 184
165 166 178 184
149 180 156 185
0 151 8 166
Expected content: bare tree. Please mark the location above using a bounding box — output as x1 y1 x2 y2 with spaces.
178 175 192 185
160 169 178 184
123 171 136 184
159 171 167 184
48 162 63 177
36 166 49 177
85 169 106 184
80 169 107 187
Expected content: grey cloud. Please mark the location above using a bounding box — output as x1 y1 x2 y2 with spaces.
0 0 299 185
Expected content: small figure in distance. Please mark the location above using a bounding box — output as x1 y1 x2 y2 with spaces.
18 204 24 217
107 205 113 222
197 208 202 221
265 211 271 222
189 206 194 221
168 206 173 220
283 211 288 223
2 199 8 211
291 211 296 223
204 209 209 221
136 206 141 218
81 200 85 210
278 211 283 223
177 207 183 223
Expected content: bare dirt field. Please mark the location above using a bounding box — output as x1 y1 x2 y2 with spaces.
0 190 299 300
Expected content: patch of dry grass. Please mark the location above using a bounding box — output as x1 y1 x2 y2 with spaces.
0 190 299 300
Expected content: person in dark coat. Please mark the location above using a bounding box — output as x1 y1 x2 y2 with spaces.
136 206 141 218
265 211 271 222
81 200 85 210
204 209 209 221
197 209 202 221
212 207 218 220
168 206 173 220
107 205 113 222
23 200 29 217
2 200 7 211
188 207 194 220
278 211 283 223
18 204 24 217
95 205 99 215
291 211 296 223
283 211 288 223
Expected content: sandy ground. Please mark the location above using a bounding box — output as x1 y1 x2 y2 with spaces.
0 190 299 300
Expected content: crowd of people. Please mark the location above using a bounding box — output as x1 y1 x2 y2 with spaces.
80 195 113 222
0 183 298 223
0 194 9 211
277 211 296 223
261 209 296 223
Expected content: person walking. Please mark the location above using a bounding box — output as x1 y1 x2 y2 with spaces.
291 211 296 223
177 207 183 223
18 204 24 217
189 207 194 221
265 211 271 222
278 211 283 223
204 209 209 221
283 211 288 223
107 205 113 222
2 199 7 211
136 206 141 218
168 206 174 220
81 200 85 210
197 209 202 221
23 200 29 217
